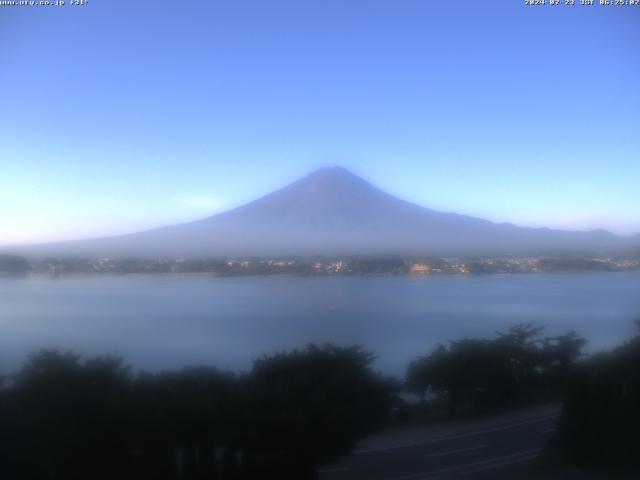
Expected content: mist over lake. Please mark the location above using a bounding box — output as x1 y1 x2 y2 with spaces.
1 273 639 376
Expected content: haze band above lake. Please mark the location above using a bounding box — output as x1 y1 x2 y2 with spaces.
1 273 639 376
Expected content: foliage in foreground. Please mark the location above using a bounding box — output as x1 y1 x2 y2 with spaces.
0 345 394 480
405 324 586 417
2 321 637 478
552 324 640 471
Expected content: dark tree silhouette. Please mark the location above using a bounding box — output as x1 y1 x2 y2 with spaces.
554 324 640 472
129 367 241 479
406 324 586 418
243 344 395 479
4 350 131 480
0 345 395 480
1 329 592 479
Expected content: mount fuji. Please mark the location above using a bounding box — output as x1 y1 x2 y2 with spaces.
7 167 637 258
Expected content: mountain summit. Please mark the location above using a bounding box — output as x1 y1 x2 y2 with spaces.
8 167 634 258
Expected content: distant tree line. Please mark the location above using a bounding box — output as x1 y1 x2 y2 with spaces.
0 254 28 273
7 253 640 276
536 258 619 273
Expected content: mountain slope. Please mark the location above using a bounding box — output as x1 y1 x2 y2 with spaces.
6 167 635 258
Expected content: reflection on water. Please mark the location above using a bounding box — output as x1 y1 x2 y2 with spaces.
1 273 639 375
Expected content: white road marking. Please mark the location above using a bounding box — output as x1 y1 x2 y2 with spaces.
384 448 540 480
318 466 351 473
423 444 487 459
355 413 559 455
427 449 540 479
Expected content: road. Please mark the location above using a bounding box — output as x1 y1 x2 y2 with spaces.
319 404 561 480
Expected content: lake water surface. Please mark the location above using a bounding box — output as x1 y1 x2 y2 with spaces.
1 273 639 376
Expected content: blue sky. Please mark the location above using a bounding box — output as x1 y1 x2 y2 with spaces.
1 1 639 245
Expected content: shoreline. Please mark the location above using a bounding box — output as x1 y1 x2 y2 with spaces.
4 270 640 280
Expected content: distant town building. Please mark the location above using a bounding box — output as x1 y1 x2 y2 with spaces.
410 263 431 274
